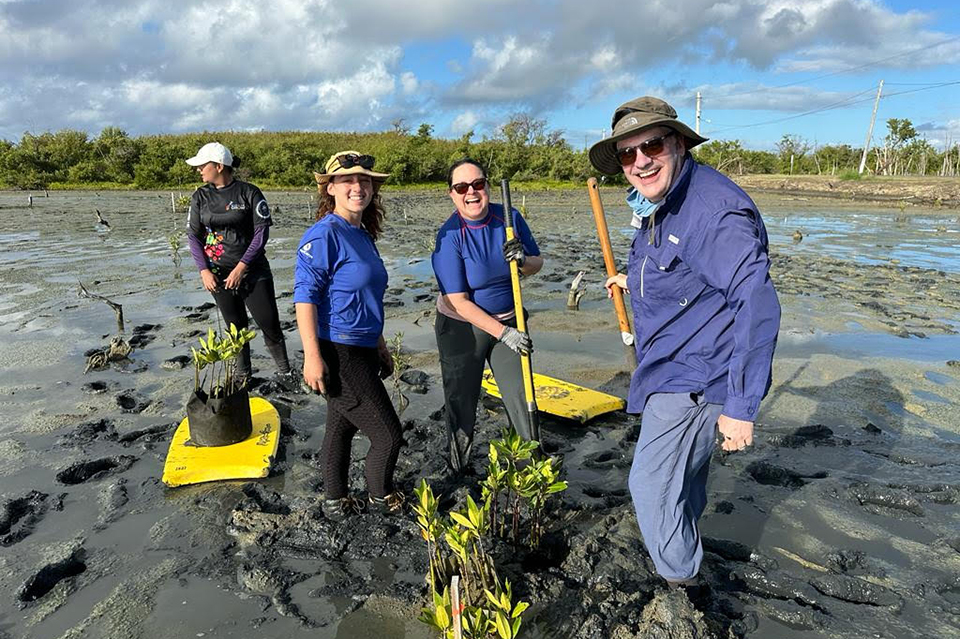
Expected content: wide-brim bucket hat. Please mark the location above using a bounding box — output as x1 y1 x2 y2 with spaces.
314 150 390 192
589 97 708 175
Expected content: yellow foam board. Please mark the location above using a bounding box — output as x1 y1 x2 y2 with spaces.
481 370 625 423
162 396 280 487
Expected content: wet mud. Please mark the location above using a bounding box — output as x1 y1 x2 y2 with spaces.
0 189 958 638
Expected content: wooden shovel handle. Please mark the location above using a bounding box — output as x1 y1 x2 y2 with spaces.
587 178 632 339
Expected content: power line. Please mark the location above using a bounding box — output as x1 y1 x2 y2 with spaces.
882 80 960 98
712 34 960 100
703 81 960 135
705 87 876 133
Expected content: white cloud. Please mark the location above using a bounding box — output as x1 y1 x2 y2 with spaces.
0 0 956 140
400 72 419 95
450 111 479 135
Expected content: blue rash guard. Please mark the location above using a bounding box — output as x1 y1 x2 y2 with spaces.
431 203 540 315
625 156 781 422
293 214 388 348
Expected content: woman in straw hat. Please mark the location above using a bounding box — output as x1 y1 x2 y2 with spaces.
293 151 404 519
185 141 292 381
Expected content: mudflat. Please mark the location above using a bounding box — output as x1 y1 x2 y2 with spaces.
0 186 958 639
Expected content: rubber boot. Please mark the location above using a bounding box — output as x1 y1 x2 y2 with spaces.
237 343 253 379
265 339 291 375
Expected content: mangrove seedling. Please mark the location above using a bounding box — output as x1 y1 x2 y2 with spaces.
418 586 453 637
483 580 528 639
168 231 183 267
413 479 445 595
191 324 256 398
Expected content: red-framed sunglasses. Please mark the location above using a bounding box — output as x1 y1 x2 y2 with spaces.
615 131 675 166
450 177 487 194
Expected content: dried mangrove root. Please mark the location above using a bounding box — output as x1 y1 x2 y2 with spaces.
77 280 124 333
84 336 133 373
566 270 586 310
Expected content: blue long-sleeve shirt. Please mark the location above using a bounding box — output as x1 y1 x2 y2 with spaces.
624 156 780 421
293 214 388 348
431 203 540 315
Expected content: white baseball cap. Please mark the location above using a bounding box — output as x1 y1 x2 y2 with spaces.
185 142 234 167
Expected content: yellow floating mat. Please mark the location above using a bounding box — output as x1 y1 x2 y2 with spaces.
481 370 625 423
162 396 280 487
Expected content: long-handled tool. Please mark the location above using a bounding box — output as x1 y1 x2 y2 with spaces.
500 179 540 443
587 178 635 356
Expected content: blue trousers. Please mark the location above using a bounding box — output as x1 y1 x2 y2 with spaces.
628 392 722 581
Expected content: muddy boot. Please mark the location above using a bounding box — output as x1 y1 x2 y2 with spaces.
265 340 291 375
322 496 366 522
447 428 473 476
368 491 406 516
667 577 711 608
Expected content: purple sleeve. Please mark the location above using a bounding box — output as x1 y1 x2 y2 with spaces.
240 226 268 265
188 233 208 271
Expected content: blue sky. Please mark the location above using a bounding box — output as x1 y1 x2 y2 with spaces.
0 0 958 151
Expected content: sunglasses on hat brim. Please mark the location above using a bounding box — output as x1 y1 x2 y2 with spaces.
330 154 376 172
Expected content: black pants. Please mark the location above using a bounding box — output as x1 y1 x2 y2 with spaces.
211 271 290 376
319 340 404 499
435 312 534 473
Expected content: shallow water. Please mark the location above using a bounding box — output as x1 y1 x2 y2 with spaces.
1 190 959 639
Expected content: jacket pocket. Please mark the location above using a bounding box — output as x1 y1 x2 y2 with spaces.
642 245 688 305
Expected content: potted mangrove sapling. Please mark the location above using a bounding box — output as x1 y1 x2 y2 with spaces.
188 324 256 446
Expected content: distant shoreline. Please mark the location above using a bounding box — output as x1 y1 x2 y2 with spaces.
4 174 960 210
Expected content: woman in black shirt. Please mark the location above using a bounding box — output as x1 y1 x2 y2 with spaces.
185 142 291 380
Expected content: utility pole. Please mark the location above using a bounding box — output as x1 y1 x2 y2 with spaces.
858 79 884 175
695 92 702 135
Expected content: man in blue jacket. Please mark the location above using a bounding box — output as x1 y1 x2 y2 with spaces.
589 97 781 589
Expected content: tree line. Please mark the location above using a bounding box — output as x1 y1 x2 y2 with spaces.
1 116 957 190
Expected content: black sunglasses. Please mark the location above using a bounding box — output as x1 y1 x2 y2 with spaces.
333 154 375 171
450 177 487 195
615 132 675 166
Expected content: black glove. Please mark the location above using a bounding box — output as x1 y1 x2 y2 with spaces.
499 326 533 355
502 237 525 267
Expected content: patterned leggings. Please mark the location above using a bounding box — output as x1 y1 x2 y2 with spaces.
319 339 403 499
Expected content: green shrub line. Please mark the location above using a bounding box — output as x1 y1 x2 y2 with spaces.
2 117 953 190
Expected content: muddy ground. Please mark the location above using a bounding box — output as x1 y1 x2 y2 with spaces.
734 174 960 209
0 186 958 639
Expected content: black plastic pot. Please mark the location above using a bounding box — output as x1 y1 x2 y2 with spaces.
186 386 252 446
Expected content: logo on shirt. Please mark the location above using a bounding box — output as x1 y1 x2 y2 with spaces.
224 201 246 211
256 200 270 219
300 242 313 258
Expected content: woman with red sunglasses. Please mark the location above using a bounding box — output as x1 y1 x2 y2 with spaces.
294 150 405 519
431 158 544 475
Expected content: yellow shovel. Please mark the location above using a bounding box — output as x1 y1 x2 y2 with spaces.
500 179 540 441
481 180 625 426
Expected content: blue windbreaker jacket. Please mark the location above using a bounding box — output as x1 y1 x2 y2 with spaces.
625 156 780 421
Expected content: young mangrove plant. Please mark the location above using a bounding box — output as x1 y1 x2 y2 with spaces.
413 478 444 595
168 231 183 267
415 428 567 637
191 324 256 398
